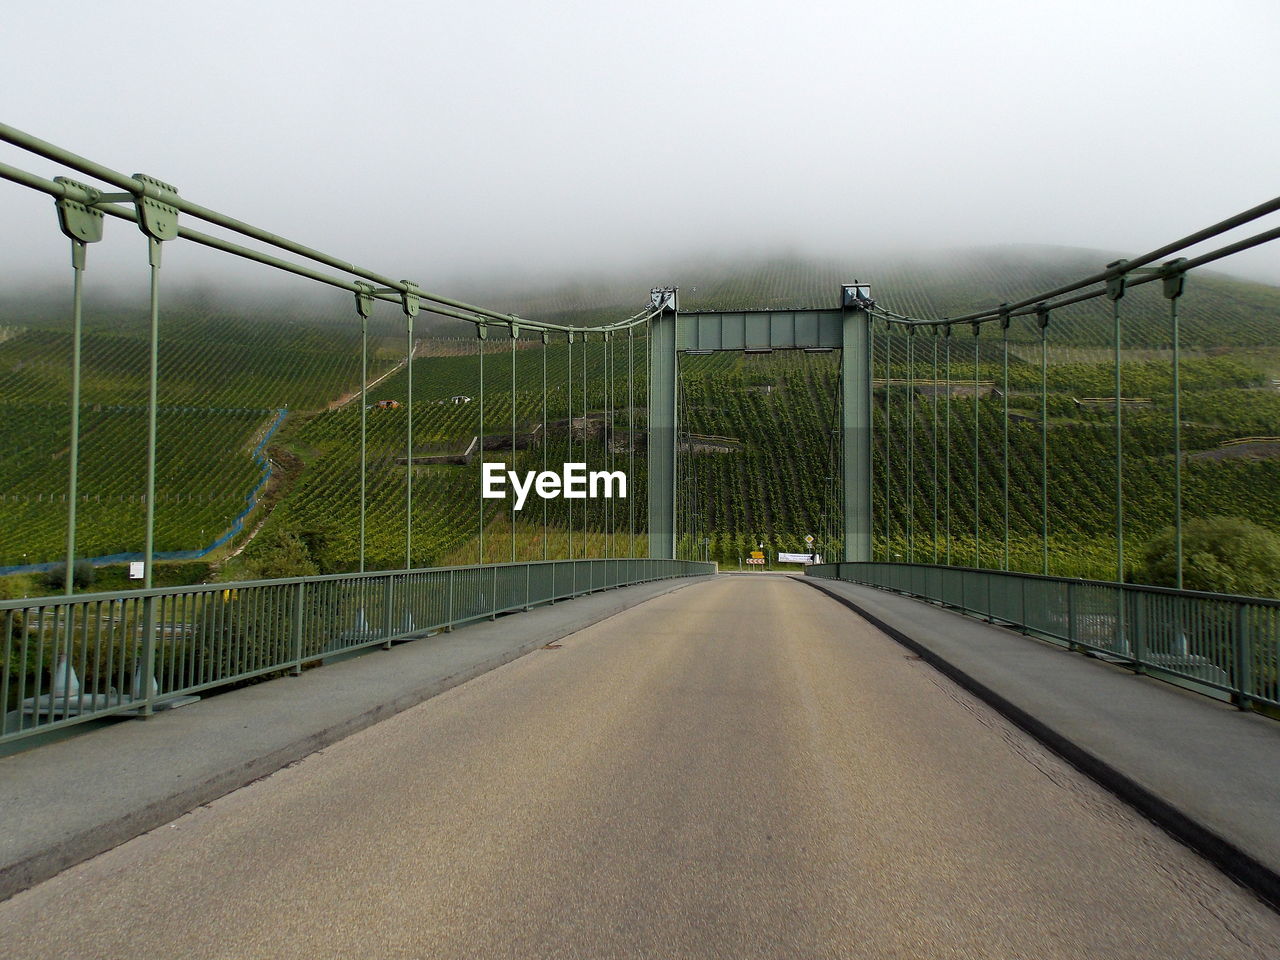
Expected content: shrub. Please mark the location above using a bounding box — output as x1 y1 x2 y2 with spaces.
44 558 96 592
244 529 319 581
1135 516 1280 598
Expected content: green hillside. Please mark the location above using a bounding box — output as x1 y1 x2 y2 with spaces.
0 301 401 567
2 247 1278 589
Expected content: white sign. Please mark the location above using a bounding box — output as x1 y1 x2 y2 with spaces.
746 558 766 565
804 535 814 545
129 561 145 580
778 552 817 564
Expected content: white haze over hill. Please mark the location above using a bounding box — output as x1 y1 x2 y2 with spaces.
1 0 1278 311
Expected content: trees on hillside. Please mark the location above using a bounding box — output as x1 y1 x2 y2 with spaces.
1135 516 1280 597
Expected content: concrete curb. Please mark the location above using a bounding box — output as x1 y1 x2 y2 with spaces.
0 576 706 903
799 576 1280 912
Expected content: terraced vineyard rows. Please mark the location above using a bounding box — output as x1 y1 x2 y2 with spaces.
675 335 1280 578
266 335 652 571
0 303 399 567
3 247 1279 585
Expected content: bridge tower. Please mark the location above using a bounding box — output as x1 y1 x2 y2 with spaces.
647 286 874 563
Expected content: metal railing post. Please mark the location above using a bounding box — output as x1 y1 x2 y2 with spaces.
1234 604 1253 711
138 594 158 717
382 576 394 648
1067 580 1080 651
1132 588 1146 671
291 581 305 675
445 569 454 632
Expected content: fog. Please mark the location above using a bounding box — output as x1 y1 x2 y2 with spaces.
2 0 1278 306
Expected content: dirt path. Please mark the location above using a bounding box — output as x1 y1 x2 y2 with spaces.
327 339 423 410
217 344 421 566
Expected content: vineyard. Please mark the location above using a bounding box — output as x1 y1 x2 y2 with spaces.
264 334 649 572
0 300 400 568
1 245 1278 588
669 347 1280 577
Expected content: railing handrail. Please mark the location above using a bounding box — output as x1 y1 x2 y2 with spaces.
0 557 693 610
2 559 716 748
808 560 1279 713
808 560 1280 608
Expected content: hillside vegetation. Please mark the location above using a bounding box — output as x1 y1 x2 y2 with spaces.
1 247 1278 590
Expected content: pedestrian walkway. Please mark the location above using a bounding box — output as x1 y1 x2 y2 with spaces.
801 574 1280 906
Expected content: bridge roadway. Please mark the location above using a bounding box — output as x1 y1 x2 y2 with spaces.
3 575 1280 958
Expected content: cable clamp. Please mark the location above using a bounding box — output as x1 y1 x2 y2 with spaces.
1105 259 1129 301
354 282 375 319
53 177 104 245
1160 258 1188 300
393 282 420 318
130 174 180 242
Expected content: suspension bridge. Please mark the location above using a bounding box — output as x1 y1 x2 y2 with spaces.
2 123 1280 955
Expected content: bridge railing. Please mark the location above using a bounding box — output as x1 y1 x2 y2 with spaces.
807 561 1279 714
1 558 713 747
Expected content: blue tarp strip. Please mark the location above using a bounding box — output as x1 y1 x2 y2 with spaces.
0 409 287 575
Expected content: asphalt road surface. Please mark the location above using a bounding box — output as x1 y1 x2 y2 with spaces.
5 575 1279 958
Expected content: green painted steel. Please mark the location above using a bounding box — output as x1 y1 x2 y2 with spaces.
842 307 872 562
510 324 518 565
1107 262 1128 583
581 331 589 556
566 331 574 559
1000 309 1010 571
1037 305 1050 576
142 238 164 590
1162 260 1188 590
807 562 1280 716
882 321 893 559
403 283 419 571
543 331 550 561
648 304 678 559
677 309 844 350
0 123 664 339
906 326 915 561
930 331 939 564
628 328 636 552
53 177 104 599
971 324 980 566
1 559 713 747
354 284 374 573
944 326 952 566
477 326 487 562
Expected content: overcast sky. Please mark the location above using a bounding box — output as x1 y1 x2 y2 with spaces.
2 0 1277 301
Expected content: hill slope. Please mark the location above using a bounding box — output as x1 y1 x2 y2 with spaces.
2 246 1278 585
